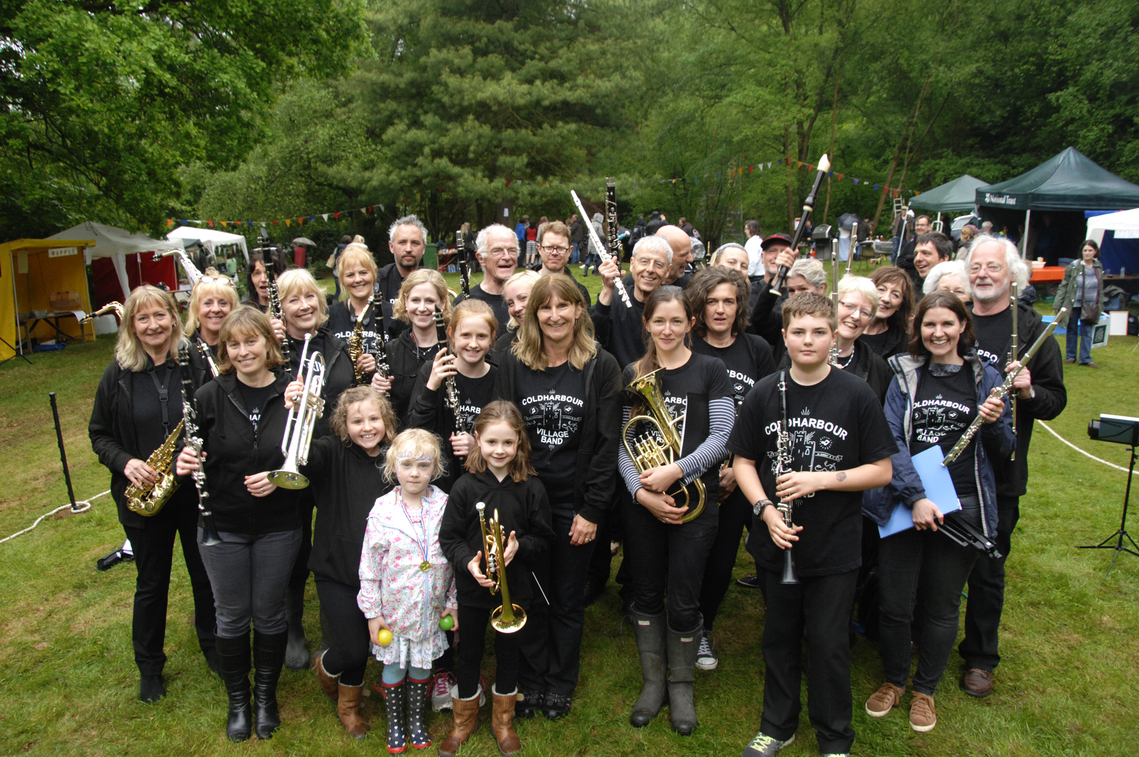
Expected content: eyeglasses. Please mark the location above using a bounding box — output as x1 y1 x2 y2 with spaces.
838 300 873 319
198 276 236 288
634 256 669 272
969 263 1006 274
540 245 570 254
485 246 518 257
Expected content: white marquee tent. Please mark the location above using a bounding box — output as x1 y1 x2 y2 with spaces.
167 226 249 263
49 221 181 301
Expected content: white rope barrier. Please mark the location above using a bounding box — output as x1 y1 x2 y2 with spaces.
0 490 109 545
1038 421 1129 473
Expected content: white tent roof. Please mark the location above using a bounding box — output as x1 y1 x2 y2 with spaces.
167 226 249 262
1086 207 1139 245
49 221 182 300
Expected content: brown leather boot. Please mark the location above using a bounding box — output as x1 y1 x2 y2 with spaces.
491 687 522 756
311 650 339 703
438 692 480 757
336 683 370 740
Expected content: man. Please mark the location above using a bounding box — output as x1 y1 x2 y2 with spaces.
537 220 591 305
569 214 585 265
896 214 931 281
646 210 665 237
453 223 518 331
744 220 764 279
958 235 1066 698
747 233 798 364
583 212 605 277
594 235 670 369
910 231 954 294
377 215 428 338
656 225 693 288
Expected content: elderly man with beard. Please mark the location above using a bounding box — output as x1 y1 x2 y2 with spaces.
537 220 591 305
377 215 429 338
957 235 1066 698
454 223 519 332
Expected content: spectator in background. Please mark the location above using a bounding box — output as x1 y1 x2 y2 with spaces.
957 225 979 258
569 214 585 265
646 210 665 236
744 220 764 279
329 234 352 300
911 231 954 294
711 242 750 276
515 215 529 250
583 212 605 277
897 215 931 283
1053 239 1105 368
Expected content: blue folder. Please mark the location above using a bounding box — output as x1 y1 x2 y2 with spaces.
878 446 961 538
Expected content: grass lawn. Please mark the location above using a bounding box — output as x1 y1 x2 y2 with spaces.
1 266 1137 756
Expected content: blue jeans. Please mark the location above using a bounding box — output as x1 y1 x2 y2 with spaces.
198 528 302 637
570 242 581 264
1065 319 1095 364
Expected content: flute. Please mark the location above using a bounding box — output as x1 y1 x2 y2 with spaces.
772 155 830 295
571 189 633 309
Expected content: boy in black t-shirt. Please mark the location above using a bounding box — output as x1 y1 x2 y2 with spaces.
730 293 896 757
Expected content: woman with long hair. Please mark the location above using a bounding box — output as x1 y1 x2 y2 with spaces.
326 243 388 382
1054 239 1106 368
387 268 454 425
618 286 734 735
861 266 915 358
89 285 218 703
685 268 775 671
493 274 622 720
184 272 240 385
174 306 301 741
863 291 1014 733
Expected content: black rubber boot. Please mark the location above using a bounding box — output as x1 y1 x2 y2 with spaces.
666 621 702 735
406 676 432 749
284 583 309 671
629 608 668 727
252 630 288 739
384 679 408 753
215 633 252 742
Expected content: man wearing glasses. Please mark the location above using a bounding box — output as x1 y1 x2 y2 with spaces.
593 235 671 369
958 235 1066 699
454 223 519 331
537 221 591 305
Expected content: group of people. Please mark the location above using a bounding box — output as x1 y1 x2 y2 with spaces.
90 211 1066 757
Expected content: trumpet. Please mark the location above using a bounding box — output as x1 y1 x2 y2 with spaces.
622 369 706 522
476 502 526 633
269 334 326 489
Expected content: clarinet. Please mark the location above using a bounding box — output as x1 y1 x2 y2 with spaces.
772 154 831 295
457 229 471 297
267 272 290 362
776 372 799 584
196 337 220 379
941 308 1066 466
177 343 222 546
371 283 390 390
606 177 621 262
1010 281 1020 459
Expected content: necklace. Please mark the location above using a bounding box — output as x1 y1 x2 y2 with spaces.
400 492 431 572
836 343 856 370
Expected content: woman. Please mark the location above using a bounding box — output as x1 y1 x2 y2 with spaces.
861 265 915 358
184 273 240 386
687 269 775 672
89 286 218 703
494 275 622 720
831 276 892 402
274 267 356 668
709 243 750 276
862 291 1014 734
923 260 969 301
388 268 453 425
490 269 539 363
174 306 300 741
326 243 385 381
618 286 734 735
785 258 827 296
1054 239 1105 368
242 251 280 313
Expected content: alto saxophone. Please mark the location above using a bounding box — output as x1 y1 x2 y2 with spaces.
125 421 184 516
348 301 371 385
476 502 526 633
81 302 124 325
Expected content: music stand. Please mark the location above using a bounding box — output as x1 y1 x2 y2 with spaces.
1079 419 1139 577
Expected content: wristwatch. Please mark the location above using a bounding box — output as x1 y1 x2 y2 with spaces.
752 499 774 517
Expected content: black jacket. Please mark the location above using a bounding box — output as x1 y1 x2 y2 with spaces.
859 323 910 359
971 301 1067 498
300 436 392 587
89 357 195 529
493 348 623 523
194 371 301 534
376 262 419 340
590 283 647 370
439 472 553 609
748 280 787 364
285 326 354 438
387 330 444 427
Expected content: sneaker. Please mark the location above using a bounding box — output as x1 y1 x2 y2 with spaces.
542 691 572 720
515 688 544 719
696 631 718 671
741 731 795 757
736 574 762 589
1065 358 1076 364
431 671 455 711
865 682 903 717
909 692 936 732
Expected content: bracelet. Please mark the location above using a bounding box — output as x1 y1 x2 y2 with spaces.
752 499 774 517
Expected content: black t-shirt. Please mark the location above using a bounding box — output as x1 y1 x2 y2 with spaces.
327 299 383 357
692 333 776 409
858 324 909 359
972 307 1013 368
727 368 897 577
238 382 275 440
910 364 978 497
131 360 185 457
388 331 443 426
591 285 646 369
515 361 587 500
454 285 510 334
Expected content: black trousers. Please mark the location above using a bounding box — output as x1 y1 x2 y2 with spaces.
698 489 749 632
314 577 371 686
760 569 858 755
288 498 315 593
622 487 718 631
960 494 1019 671
456 604 520 699
121 497 216 676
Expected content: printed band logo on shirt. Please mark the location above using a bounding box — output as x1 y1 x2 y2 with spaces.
976 347 1002 366
913 394 972 445
522 392 584 447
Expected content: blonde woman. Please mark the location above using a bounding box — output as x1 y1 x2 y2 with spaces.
89 285 218 704
327 244 385 382
184 272 239 385
388 268 453 425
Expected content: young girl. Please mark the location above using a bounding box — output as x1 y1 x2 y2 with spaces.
408 299 499 492
358 429 456 754
439 401 554 757
387 268 454 426
292 386 397 739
